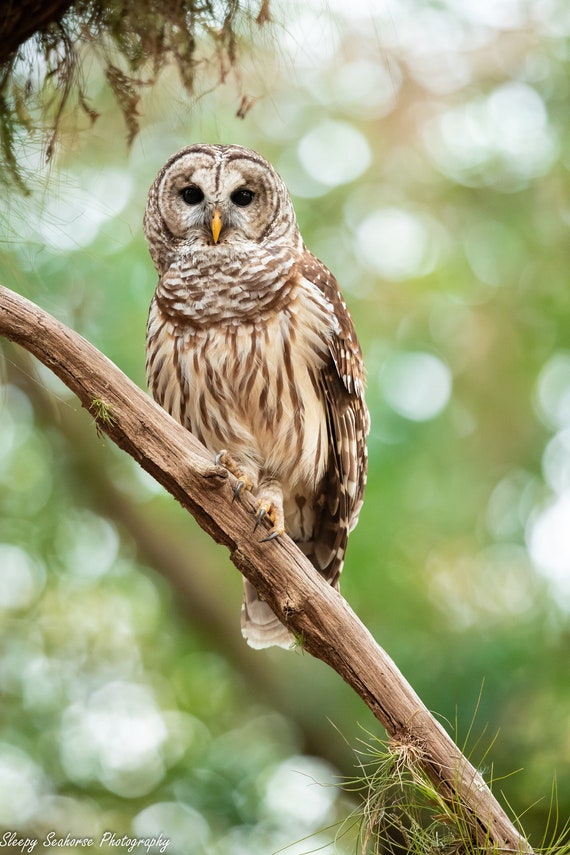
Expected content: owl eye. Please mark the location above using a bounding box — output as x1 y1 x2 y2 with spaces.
181 185 204 205
231 188 254 207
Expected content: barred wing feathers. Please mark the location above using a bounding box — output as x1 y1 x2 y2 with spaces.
297 252 370 589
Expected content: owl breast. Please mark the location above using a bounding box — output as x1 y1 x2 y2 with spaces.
146 272 336 494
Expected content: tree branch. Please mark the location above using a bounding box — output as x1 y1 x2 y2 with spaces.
0 285 532 853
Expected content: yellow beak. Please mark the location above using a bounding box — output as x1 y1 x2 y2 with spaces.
211 209 222 244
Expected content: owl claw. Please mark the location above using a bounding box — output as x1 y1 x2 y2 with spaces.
233 480 249 501
254 505 283 540
255 494 285 543
213 450 254 500
253 506 266 531
214 451 284 540
260 528 284 543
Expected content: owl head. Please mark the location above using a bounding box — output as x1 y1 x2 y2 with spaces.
144 144 302 275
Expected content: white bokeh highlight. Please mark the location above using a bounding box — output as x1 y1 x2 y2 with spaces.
0 744 46 825
60 682 168 797
0 545 46 611
380 352 452 421
534 351 570 430
527 493 570 600
263 755 338 829
356 207 441 281
424 82 556 187
298 121 371 187
134 802 210 854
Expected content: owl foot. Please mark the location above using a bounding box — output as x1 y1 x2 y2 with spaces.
214 450 255 500
254 481 285 542
255 503 285 542
214 452 285 541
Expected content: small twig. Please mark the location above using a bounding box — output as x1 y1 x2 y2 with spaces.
0 285 533 853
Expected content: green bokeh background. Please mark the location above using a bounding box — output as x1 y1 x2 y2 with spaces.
1 0 569 851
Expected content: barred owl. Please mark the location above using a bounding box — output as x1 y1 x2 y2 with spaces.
144 144 369 650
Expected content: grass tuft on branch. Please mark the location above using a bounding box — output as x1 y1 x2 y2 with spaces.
342 732 569 855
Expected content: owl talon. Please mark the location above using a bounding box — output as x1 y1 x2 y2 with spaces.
255 491 285 543
260 528 284 543
233 480 249 501
253 506 266 532
213 450 255 500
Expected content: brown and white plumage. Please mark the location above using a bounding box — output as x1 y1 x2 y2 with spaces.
144 144 369 649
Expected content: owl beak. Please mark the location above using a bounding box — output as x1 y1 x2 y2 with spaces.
211 209 223 244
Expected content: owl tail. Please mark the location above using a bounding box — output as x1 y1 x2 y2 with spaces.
241 579 294 650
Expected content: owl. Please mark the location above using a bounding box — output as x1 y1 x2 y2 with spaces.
144 144 369 650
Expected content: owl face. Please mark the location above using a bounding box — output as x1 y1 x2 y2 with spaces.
147 144 299 260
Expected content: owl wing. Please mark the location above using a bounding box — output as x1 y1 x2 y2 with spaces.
297 252 370 589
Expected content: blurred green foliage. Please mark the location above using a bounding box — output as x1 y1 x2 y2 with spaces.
1 0 570 851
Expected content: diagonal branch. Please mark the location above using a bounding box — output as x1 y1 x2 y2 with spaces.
0 284 532 853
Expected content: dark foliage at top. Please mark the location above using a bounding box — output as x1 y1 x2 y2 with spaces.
0 0 270 190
